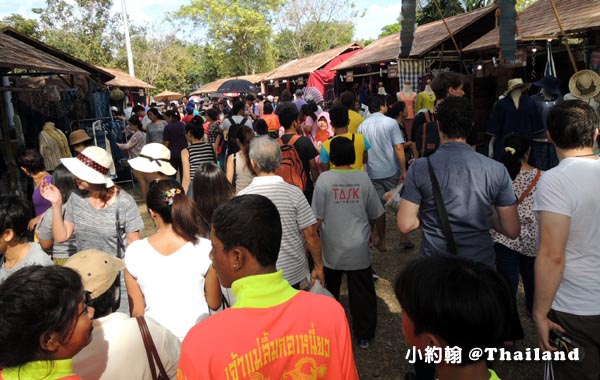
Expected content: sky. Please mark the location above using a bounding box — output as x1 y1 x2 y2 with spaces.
0 0 401 41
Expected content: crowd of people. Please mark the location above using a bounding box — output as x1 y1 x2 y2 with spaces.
1 70 599 380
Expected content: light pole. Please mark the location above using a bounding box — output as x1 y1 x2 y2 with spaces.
121 0 135 77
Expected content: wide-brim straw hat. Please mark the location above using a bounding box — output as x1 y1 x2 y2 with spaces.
128 143 176 176
61 146 114 187
506 78 529 94
69 129 92 146
568 70 600 100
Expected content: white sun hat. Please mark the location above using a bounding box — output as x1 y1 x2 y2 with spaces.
128 143 176 176
61 146 115 187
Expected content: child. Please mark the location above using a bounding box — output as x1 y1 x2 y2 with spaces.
0 195 53 284
0 265 94 379
395 256 512 380
315 112 334 148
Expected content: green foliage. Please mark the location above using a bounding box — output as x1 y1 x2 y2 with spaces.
379 22 401 38
32 0 123 66
178 0 281 77
516 0 538 12
416 0 465 25
0 14 41 38
464 0 493 11
274 0 362 62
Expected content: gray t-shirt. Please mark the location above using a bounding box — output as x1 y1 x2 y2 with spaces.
64 191 144 256
401 142 517 266
312 170 384 270
0 243 53 283
146 121 167 144
37 206 78 259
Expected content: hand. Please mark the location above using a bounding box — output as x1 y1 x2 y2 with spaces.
39 180 63 206
28 215 41 231
310 265 325 288
369 232 377 248
398 171 407 184
534 314 566 352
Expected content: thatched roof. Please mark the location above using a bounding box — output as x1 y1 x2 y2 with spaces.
1 27 113 81
334 5 497 70
98 66 156 89
190 73 267 95
464 0 600 52
0 32 88 74
264 43 362 80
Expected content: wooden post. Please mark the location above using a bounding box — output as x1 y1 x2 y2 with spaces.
432 0 470 74
548 0 578 73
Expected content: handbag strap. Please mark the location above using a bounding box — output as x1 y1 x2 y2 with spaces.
427 157 457 255
136 316 169 380
517 169 542 205
115 189 125 259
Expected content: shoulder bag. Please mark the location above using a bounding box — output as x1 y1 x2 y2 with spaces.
136 316 169 380
427 157 457 255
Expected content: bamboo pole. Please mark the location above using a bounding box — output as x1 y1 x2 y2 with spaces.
548 0 578 73
432 0 470 74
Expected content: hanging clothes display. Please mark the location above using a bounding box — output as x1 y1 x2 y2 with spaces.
38 122 71 171
415 91 436 112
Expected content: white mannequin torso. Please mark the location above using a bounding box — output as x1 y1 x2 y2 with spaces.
510 89 522 109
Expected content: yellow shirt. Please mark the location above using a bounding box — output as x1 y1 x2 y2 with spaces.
348 110 364 134
320 132 370 170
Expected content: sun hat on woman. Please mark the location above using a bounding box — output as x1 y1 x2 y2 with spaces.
127 143 176 176
61 146 115 187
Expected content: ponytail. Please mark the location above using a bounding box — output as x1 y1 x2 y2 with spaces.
501 134 531 180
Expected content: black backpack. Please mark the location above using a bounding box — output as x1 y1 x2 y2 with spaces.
415 111 440 157
226 116 248 156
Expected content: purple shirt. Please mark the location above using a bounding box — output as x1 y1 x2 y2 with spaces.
33 175 52 216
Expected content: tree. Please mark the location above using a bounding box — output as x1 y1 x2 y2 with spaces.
379 22 401 38
177 0 281 77
274 0 362 62
31 0 123 66
0 14 41 38
516 0 538 12
464 0 493 11
416 0 465 25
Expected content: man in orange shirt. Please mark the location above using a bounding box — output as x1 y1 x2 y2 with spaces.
178 194 358 380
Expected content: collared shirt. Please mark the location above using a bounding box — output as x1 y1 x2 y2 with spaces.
358 112 405 179
177 271 359 380
1 359 81 380
239 176 316 285
402 142 516 266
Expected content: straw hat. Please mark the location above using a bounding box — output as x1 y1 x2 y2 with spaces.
568 70 600 100
65 249 125 300
128 143 176 176
61 146 115 187
506 78 528 94
68 129 92 146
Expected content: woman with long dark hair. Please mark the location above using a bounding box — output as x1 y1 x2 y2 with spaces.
145 108 167 144
181 116 216 195
225 126 255 193
192 162 234 238
125 179 221 340
17 148 52 230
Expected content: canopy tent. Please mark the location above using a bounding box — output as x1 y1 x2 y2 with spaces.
153 91 184 102
306 49 362 99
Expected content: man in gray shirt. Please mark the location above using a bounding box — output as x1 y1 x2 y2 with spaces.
397 96 520 266
0 196 53 283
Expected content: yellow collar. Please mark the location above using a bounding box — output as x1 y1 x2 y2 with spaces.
232 270 298 309
2 359 75 380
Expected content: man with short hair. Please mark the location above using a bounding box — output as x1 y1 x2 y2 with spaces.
397 96 519 264
239 137 324 288
244 94 258 121
293 88 307 111
320 104 370 171
533 100 600 380
278 105 320 202
358 94 407 251
69 249 181 379
220 101 254 157
340 91 364 134
132 104 151 129
178 195 358 379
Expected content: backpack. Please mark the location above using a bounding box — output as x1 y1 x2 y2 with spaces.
226 116 248 156
416 111 440 157
275 135 307 191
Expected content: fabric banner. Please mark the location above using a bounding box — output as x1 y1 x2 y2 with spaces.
544 40 557 77
400 0 417 58
399 60 427 93
499 0 517 61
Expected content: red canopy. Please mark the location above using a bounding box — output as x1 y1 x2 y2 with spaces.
307 49 362 98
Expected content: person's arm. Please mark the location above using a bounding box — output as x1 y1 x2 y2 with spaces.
181 148 191 194
118 131 142 151
533 211 569 351
309 159 319 182
126 231 140 243
394 143 407 182
363 151 368 165
302 224 325 286
39 182 74 243
493 205 520 239
396 198 420 233
39 238 54 251
125 269 146 317
226 154 235 184
212 133 222 155
163 140 170 148
204 266 222 311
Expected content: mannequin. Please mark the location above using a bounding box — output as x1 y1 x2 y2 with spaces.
377 82 387 95
397 80 417 133
415 79 436 112
487 78 543 160
530 76 562 170
38 122 71 171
